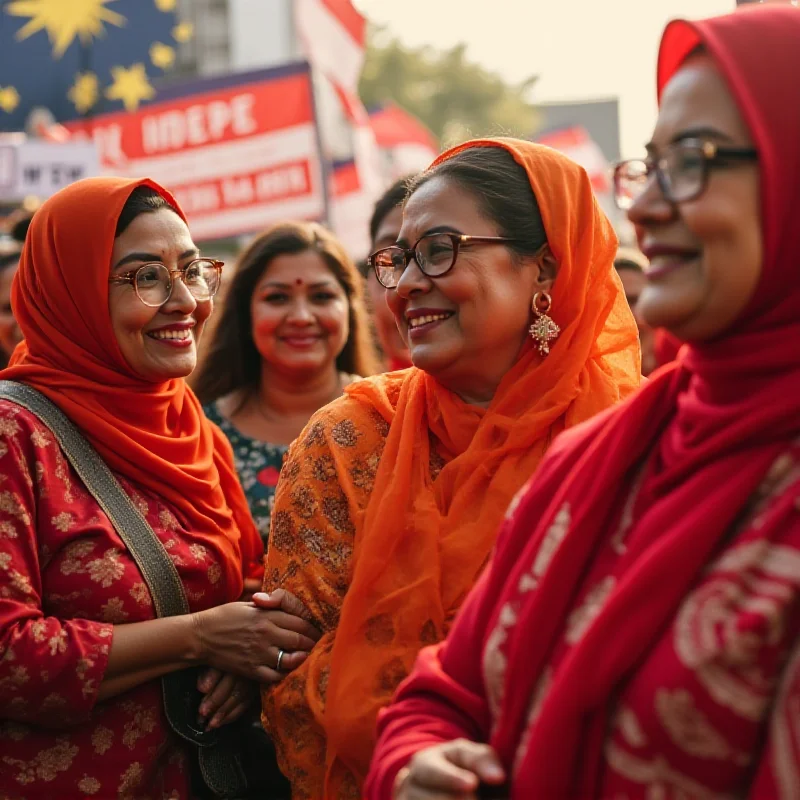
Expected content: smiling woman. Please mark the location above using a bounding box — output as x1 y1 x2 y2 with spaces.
193 221 378 543
260 138 642 798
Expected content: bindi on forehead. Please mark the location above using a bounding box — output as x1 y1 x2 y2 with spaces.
295 278 304 286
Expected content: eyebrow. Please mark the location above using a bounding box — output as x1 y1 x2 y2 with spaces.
646 126 734 153
112 247 199 271
396 224 463 248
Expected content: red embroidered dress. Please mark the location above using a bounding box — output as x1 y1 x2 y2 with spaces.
0 401 243 798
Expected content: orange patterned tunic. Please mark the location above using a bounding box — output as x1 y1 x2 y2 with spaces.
0 401 241 799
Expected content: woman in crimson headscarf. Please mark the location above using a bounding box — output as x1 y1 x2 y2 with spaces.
366 6 800 798
0 177 318 798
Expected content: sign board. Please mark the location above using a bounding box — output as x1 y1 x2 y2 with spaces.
64 62 326 241
0 139 99 202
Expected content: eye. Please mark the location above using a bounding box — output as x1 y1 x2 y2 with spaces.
183 262 203 283
312 291 337 302
263 293 288 304
136 265 164 287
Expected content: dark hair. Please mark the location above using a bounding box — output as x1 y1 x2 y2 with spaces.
115 186 178 237
0 251 20 271
193 221 379 405
369 176 413 246
10 214 32 244
407 146 547 259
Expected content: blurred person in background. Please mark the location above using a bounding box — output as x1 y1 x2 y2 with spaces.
367 7 800 799
0 210 32 367
614 247 657 375
194 221 378 543
364 177 413 370
0 178 320 799
261 138 641 798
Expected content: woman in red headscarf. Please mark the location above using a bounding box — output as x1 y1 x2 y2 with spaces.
0 177 319 798
366 5 800 798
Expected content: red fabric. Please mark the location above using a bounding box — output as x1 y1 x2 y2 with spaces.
654 328 682 367
0 402 244 798
367 6 800 797
4 177 263 591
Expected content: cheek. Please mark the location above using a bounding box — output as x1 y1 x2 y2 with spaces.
319 302 350 338
109 294 155 341
251 305 282 339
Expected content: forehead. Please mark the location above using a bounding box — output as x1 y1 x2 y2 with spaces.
258 250 339 284
654 55 752 145
111 208 193 258
373 206 403 247
399 175 488 241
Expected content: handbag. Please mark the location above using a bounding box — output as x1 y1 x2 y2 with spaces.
0 380 288 799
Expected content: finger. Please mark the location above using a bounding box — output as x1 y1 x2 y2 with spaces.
265 624 318 653
208 686 255 729
212 699 252 728
409 748 480 793
253 665 285 684
243 578 262 593
251 592 283 609
199 673 237 720
197 667 223 694
447 742 505 785
261 610 322 641
271 588 313 619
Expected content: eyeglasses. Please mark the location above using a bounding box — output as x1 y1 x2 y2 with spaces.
613 139 758 210
109 259 223 307
368 233 516 289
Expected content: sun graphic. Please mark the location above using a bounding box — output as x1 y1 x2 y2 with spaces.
68 72 100 114
105 63 155 112
7 0 126 59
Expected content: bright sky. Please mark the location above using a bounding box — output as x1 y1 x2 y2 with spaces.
355 0 734 158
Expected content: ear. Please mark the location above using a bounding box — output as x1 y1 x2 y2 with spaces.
534 244 558 292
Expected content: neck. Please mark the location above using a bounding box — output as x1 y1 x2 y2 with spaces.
256 363 342 417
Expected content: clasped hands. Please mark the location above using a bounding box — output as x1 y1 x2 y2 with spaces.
192 584 321 731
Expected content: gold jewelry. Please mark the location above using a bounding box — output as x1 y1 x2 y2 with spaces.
528 291 560 356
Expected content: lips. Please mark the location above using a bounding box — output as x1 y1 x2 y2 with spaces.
147 323 195 343
640 244 700 280
281 334 322 348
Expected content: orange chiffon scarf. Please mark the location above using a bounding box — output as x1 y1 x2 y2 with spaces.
320 139 643 788
3 176 262 593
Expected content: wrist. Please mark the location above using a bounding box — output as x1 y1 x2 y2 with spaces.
184 611 206 666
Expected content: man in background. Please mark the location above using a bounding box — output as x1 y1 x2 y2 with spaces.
614 247 656 376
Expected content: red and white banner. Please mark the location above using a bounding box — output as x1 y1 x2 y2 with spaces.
535 125 610 195
65 63 326 240
369 103 439 180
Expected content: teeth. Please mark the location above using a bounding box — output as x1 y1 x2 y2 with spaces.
150 329 192 340
408 313 451 329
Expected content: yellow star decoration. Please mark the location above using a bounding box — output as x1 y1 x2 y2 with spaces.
172 22 194 43
150 42 176 70
0 86 21 113
7 0 126 59
154 0 177 11
68 72 100 114
105 63 155 112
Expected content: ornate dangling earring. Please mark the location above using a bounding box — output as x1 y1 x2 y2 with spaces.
529 291 560 356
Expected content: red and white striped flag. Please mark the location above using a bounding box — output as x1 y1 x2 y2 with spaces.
294 0 384 256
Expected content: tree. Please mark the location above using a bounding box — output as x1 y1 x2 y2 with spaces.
359 31 539 148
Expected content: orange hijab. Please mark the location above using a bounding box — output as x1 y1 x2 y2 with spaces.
4 176 262 594
321 138 642 788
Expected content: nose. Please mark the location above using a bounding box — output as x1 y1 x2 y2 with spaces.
626 172 678 229
286 297 315 325
162 273 198 314
394 255 432 299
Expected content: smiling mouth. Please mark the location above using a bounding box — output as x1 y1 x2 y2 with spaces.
407 312 453 330
645 253 700 279
148 329 193 342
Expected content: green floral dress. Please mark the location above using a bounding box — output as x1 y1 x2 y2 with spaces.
204 401 288 546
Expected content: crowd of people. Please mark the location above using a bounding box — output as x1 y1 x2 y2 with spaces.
0 4 797 799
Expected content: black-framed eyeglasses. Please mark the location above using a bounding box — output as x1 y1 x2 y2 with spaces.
109 258 223 307
613 139 758 210
367 233 516 290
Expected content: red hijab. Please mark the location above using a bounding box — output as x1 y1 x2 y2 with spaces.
471 6 800 795
4 177 262 594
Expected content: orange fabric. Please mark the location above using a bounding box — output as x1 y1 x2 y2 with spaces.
4 176 262 592
262 137 641 797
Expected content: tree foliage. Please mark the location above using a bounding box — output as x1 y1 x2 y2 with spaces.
359 32 539 148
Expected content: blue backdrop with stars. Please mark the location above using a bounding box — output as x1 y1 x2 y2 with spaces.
0 0 191 131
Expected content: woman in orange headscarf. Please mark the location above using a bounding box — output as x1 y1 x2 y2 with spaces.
260 138 641 798
0 177 319 799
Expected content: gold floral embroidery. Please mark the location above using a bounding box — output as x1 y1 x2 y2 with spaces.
0 519 17 538
330 419 360 448
51 511 75 532
614 705 648 748
78 776 102 795
47 630 68 655
129 582 151 605
158 507 179 530
53 451 74 503
30 428 50 448
565 576 616 645
100 596 129 622
208 563 221 584
655 687 735 760
189 543 208 561
0 551 10 570
8 569 35 598
118 761 144 795
0 490 31 525
0 417 21 437
512 666 553 778
605 740 723 799
2 738 79 784
121 701 158 748
86 548 125 587
520 502 571 593
483 603 516 720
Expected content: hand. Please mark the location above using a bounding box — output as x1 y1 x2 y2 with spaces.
394 740 506 800
196 668 256 730
240 577 262 603
192 597 321 684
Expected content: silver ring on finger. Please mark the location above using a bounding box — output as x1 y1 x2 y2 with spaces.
276 649 286 671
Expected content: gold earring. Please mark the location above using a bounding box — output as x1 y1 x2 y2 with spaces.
529 291 560 356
